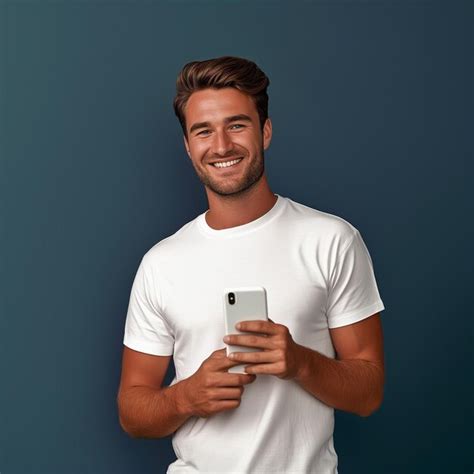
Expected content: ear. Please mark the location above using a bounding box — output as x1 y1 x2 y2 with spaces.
262 118 272 151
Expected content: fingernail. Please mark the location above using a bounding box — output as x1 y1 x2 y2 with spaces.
223 336 230 342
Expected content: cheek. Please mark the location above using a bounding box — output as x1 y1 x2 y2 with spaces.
234 135 258 151
189 143 208 158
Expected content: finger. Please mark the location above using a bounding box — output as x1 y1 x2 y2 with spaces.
228 349 280 364
213 349 259 370
241 374 257 384
243 362 280 375
235 319 281 335
211 349 243 370
214 373 256 386
224 334 274 349
212 348 229 358
214 387 245 400
216 400 242 412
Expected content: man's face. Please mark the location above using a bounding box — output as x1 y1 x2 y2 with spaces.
183 87 272 197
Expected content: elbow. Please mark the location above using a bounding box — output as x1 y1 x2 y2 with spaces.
117 393 140 438
118 413 139 438
359 406 379 418
120 418 146 439
118 410 162 440
359 393 384 418
124 429 141 439
359 369 384 417
119 420 164 440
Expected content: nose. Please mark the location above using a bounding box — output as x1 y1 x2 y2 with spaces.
211 128 234 157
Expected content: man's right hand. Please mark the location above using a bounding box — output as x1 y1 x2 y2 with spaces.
178 348 257 418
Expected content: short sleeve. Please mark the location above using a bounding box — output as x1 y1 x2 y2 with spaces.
326 229 385 328
123 257 174 356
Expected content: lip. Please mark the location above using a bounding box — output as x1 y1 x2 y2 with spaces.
209 157 243 165
208 157 244 171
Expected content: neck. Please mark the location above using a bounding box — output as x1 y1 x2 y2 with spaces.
204 177 277 230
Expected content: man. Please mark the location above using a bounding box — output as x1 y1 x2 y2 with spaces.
117 56 385 473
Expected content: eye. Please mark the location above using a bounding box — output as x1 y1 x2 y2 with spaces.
230 124 245 130
197 129 211 136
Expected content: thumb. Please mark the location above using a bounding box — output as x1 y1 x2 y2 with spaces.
213 348 228 357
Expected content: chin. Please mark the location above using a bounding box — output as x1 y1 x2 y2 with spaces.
210 178 262 197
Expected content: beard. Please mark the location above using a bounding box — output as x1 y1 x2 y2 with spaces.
192 147 265 197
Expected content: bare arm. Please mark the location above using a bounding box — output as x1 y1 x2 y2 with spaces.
223 313 384 418
117 346 256 439
293 313 384 417
117 347 192 439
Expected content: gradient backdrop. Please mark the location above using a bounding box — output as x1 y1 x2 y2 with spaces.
1 1 471 473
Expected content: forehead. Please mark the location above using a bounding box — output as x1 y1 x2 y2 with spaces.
185 88 258 124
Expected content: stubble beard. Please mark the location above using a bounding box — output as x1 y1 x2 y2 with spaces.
194 148 265 197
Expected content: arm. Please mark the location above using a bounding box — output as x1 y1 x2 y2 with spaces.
117 346 192 439
224 229 385 416
117 346 256 439
293 312 384 417
224 312 384 417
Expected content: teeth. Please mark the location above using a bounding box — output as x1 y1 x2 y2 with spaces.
213 158 242 168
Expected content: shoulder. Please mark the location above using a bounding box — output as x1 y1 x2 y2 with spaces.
140 214 201 268
283 196 358 249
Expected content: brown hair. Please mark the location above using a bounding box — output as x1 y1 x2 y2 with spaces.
173 56 270 138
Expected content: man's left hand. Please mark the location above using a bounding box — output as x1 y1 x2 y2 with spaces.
223 318 304 380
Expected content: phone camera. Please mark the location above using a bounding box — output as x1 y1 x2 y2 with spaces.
228 292 235 305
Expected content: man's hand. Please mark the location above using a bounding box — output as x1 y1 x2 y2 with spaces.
222 318 304 380
179 348 257 418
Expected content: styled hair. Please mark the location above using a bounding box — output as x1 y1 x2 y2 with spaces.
173 56 270 138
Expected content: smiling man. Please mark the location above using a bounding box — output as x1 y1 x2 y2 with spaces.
117 56 386 473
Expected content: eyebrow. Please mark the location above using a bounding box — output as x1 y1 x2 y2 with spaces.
189 114 253 135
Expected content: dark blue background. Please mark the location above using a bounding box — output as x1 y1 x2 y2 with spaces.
1 1 471 473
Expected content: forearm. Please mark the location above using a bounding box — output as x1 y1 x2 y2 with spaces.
293 343 384 417
118 380 193 439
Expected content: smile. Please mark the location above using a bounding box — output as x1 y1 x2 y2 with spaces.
211 158 243 168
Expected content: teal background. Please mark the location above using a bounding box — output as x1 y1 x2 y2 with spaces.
1 1 471 473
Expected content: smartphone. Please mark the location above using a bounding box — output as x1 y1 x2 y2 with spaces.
223 286 269 374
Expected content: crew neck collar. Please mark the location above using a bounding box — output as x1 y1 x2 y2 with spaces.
197 194 286 238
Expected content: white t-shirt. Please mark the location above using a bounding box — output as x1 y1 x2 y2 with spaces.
123 193 385 473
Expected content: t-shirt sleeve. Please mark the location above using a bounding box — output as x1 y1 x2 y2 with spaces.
326 229 385 328
123 257 174 356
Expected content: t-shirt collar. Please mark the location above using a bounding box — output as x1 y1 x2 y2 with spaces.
196 193 286 238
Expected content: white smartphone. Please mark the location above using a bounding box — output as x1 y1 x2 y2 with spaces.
223 286 269 374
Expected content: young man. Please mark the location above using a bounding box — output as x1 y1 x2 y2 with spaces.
117 56 385 473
